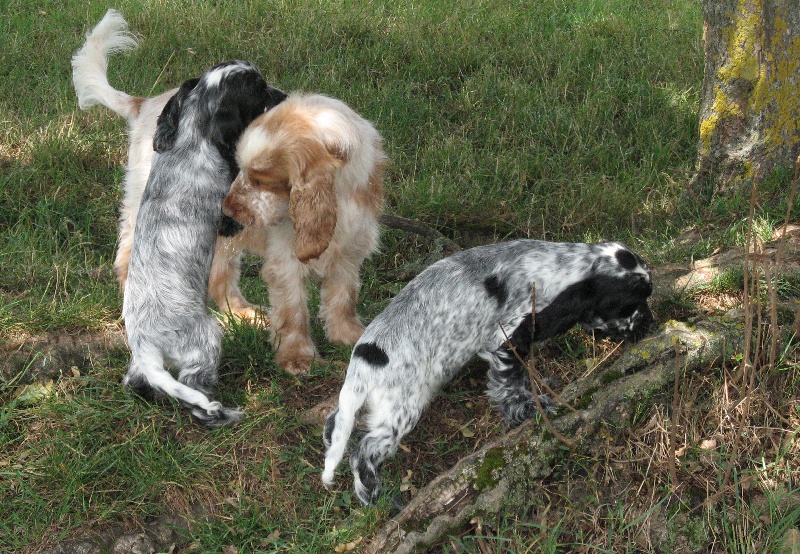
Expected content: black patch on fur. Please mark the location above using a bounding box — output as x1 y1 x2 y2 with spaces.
323 408 338 446
153 77 200 152
615 249 639 270
483 274 508 306
356 456 380 502
179 371 215 396
123 373 157 401
353 342 389 367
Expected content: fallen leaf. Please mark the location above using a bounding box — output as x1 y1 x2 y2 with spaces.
699 438 717 450
14 381 54 406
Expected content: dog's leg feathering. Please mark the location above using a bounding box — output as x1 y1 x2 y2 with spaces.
484 315 553 426
209 233 268 326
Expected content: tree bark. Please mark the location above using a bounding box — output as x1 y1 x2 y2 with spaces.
365 317 745 553
693 0 800 196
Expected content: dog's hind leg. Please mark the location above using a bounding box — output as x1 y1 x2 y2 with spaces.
349 428 395 506
484 315 552 426
348 404 421 505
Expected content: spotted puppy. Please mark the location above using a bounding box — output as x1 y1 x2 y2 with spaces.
322 239 653 504
122 61 278 428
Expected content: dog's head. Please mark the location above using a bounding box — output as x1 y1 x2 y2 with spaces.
534 243 653 342
221 96 349 262
153 60 287 164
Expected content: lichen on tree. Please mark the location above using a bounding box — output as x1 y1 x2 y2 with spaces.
694 0 800 194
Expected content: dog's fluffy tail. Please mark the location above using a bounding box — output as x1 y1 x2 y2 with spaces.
321 365 369 487
72 9 141 119
124 344 243 429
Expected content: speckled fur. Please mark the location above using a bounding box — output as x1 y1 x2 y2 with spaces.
122 61 278 428
322 239 653 504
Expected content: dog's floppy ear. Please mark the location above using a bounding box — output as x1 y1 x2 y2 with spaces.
289 144 343 262
533 278 601 341
211 80 285 156
210 103 249 155
153 78 199 152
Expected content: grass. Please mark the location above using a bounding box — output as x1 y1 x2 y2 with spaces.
2 0 800 552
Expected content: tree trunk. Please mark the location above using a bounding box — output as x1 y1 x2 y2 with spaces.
693 0 800 195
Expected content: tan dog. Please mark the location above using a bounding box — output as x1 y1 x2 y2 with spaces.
223 93 386 374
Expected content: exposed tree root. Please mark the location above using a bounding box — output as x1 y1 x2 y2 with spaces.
365 317 745 553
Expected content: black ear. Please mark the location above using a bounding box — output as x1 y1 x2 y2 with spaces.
533 279 598 341
210 103 247 154
153 78 199 152
265 86 288 109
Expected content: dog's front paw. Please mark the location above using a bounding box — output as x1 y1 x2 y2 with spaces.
502 393 555 426
277 353 315 376
536 393 556 414
226 305 270 328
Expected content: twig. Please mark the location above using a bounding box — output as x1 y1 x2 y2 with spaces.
691 473 758 514
379 214 461 255
668 339 682 490
721 165 761 490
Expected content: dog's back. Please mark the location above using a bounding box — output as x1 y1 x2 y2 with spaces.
123 140 229 331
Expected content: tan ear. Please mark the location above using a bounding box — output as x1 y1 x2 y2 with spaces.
290 154 341 262
249 167 291 197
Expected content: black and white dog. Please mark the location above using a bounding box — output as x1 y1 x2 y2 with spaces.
122 61 283 428
322 240 653 504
